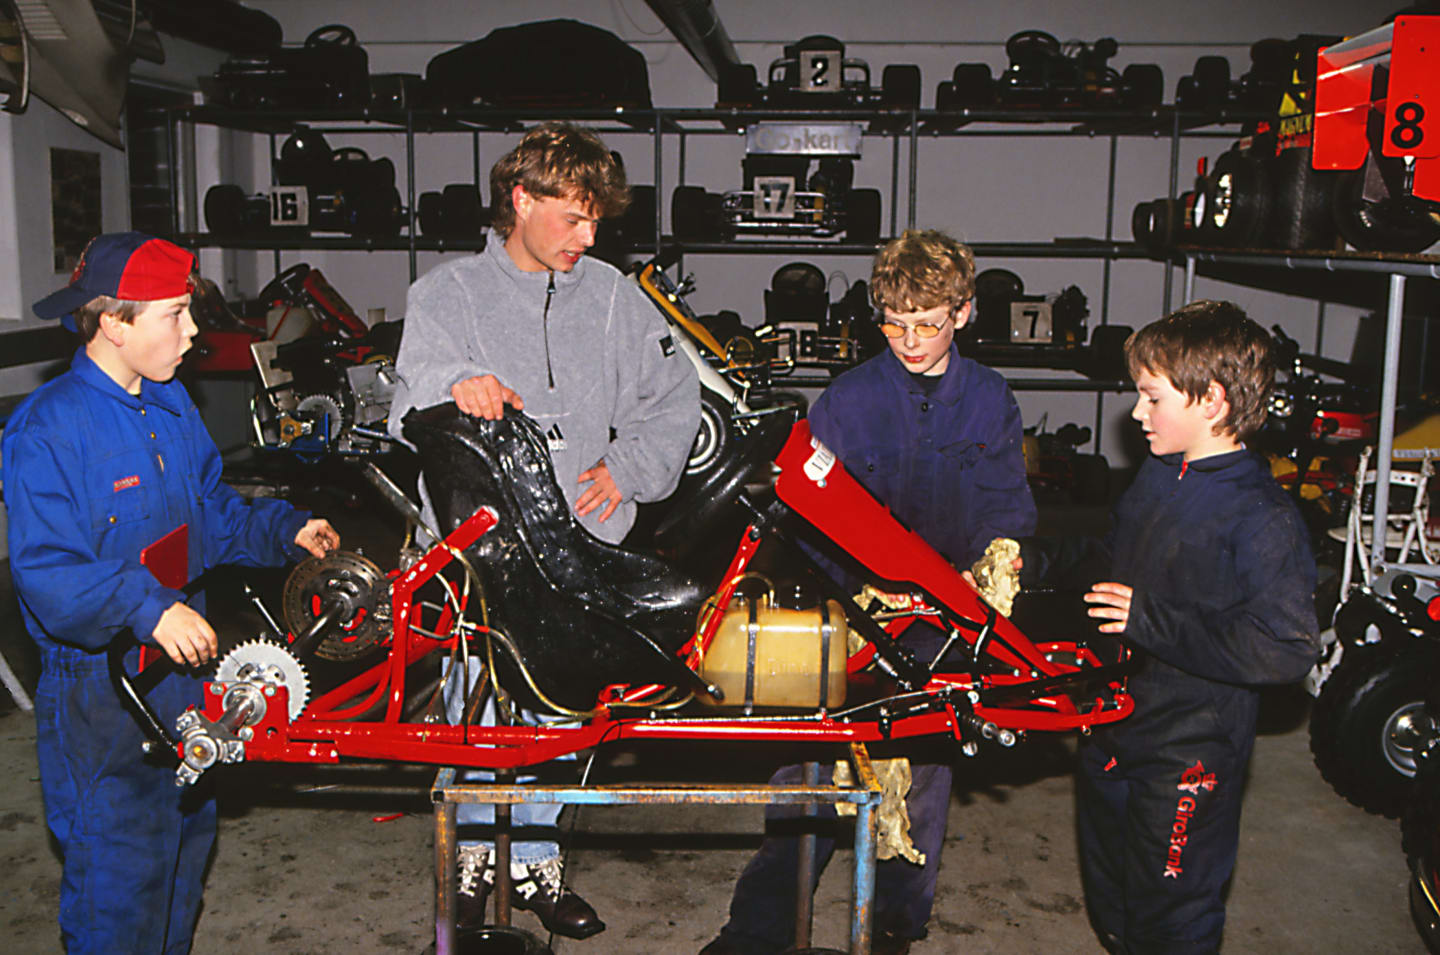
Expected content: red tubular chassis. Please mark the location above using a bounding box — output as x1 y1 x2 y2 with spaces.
138 420 1132 783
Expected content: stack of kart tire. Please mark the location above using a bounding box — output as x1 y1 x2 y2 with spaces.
416 184 488 239
1131 145 1338 252
671 185 725 241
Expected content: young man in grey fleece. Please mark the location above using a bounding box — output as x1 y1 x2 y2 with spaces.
388 123 700 938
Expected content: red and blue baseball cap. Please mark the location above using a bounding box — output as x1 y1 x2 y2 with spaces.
33 232 195 331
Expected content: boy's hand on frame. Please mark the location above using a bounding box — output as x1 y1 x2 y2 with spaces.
152 602 218 667
452 374 524 420
1084 582 1133 634
576 459 622 522
295 519 340 558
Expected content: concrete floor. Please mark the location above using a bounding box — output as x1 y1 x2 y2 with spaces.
0 491 1427 953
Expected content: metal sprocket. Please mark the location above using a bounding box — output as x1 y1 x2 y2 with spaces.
215 638 311 720
282 550 389 661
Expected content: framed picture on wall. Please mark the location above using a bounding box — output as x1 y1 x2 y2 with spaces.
51 148 102 274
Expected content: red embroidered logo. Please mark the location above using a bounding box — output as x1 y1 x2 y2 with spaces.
1177 760 1218 795
113 475 140 492
1164 761 1218 879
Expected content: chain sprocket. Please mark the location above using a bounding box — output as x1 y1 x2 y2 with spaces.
215 638 311 720
282 550 389 661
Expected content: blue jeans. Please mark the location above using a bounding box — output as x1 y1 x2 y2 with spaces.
36 646 216 955
443 658 575 865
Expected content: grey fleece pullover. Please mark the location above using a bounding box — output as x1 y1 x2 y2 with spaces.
388 230 700 543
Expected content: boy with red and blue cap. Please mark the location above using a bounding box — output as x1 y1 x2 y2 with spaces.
3 232 339 953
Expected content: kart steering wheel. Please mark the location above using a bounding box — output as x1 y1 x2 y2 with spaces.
1005 30 1061 63
306 24 357 48
653 410 794 552
258 263 312 306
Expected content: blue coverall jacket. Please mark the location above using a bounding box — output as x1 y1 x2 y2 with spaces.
3 348 310 954
718 345 1037 949
809 343 1037 568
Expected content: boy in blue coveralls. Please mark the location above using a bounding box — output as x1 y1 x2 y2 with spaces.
1021 300 1319 953
702 229 1037 955
3 232 340 954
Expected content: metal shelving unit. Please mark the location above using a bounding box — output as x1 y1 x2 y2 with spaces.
1176 246 1440 567
163 103 1261 448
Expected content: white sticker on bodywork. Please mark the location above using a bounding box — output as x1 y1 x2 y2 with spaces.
804 439 836 483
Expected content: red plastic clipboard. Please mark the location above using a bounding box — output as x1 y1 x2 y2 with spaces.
138 524 189 670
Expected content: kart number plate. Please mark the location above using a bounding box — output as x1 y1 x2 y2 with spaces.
1011 301 1053 344
1383 15 1440 159
753 177 797 219
269 186 309 227
804 440 836 483
802 50 843 92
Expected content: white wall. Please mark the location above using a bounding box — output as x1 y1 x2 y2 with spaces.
7 0 1396 470
0 101 131 397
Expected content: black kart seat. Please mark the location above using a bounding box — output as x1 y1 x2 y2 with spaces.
403 404 710 710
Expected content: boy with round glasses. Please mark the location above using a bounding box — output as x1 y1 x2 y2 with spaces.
702 229 1035 955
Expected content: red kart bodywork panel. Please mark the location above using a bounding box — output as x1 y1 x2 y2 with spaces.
773 421 1057 678
1315 16 1440 201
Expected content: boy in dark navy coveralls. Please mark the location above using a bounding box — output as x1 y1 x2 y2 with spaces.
1021 300 1319 953
4 233 339 954
702 230 1036 955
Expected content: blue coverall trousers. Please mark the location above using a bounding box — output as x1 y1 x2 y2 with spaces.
35 648 216 955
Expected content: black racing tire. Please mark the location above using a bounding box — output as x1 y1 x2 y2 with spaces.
671 185 712 241
1310 642 1440 817
1120 63 1164 110
1086 324 1133 381
1264 147 1338 251
846 188 882 244
689 387 736 478
943 63 996 109
1191 55 1232 111
1332 168 1440 254
1131 200 1156 247
417 190 446 236
1205 149 1271 247
203 183 248 234
1403 736 1440 953
442 183 485 236
716 62 759 107
881 64 922 109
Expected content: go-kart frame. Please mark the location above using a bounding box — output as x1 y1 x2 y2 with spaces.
117 417 1134 783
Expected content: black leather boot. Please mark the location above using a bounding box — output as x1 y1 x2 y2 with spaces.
507 857 605 940
455 844 492 930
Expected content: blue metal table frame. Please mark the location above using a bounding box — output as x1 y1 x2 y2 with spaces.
431 742 883 954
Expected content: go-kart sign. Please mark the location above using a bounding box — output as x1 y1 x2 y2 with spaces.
745 123 863 157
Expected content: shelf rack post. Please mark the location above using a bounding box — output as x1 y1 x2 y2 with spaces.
1370 273 1407 569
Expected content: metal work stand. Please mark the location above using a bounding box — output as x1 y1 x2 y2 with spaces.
431 743 883 955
